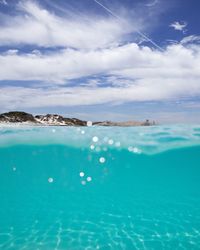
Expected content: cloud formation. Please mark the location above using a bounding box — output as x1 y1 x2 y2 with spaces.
0 1 200 112
0 0 7 5
0 1 135 49
181 35 200 45
170 21 187 33
0 41 200 109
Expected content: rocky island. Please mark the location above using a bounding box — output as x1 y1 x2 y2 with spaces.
0 111 155 126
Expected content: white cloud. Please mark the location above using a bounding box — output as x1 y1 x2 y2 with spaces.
0 42 200 83
0 1 137 49
170 21 187 32
0 70 199 110
0 1 200 111
0 42 200 109
145 0 159 7
0 41 200 108
0 0 7 5
181 35 200 45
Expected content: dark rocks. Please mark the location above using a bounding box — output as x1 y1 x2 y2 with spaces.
64 118 87 126
0 111 36 123
0 111 87 126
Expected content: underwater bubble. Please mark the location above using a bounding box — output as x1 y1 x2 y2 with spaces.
81 130 85 134
133 147 142 154
79 172 85 177
92 136 99 142
128 146 133 152
13 167 16 171
87 176 92 182
115 141 121 147
81 180 86 185
52 129 56 133
90 145 95 150
108 139 114 145
99 157 106 163
103 147 108 151
95 146 101 152
48 177 54 183
87 121 93 127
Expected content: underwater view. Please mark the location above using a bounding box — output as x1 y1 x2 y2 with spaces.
0 125 200 250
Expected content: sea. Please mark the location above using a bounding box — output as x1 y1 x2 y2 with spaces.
0 125 200 250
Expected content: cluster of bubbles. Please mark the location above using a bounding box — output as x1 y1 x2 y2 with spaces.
128 146 142 154
76 127 85 135
79 171 92 185
47 121 142 186
78 122 142 186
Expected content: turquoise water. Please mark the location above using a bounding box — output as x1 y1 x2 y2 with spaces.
0 125 200 250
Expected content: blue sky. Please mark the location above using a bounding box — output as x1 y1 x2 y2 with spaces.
0 0 200 123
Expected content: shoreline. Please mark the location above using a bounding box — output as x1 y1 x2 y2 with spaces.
0 111 155 127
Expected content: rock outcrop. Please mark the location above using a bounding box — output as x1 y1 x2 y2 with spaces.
0 111 36 123
35 114 86 126
0 111 155 126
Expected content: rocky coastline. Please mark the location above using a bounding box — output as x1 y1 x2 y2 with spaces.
0 111 155 126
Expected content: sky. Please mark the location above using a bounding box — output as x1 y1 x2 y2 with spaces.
0 0 200 123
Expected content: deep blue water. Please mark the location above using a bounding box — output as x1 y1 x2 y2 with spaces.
0 125 200 249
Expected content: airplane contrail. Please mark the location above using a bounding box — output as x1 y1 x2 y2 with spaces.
93 0 164 51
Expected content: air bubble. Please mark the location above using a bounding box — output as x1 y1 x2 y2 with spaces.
115 141 121 147
108 139 114 145
128 146 142 154
95 146 101 152
92 136 99 142
80 172 85 177
103 147 108 151
48 177 54 183
99 157 106 163
90 145 95 150
87 176 92 182
133 147 142 154
128 146 133 152
81 180 86 185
